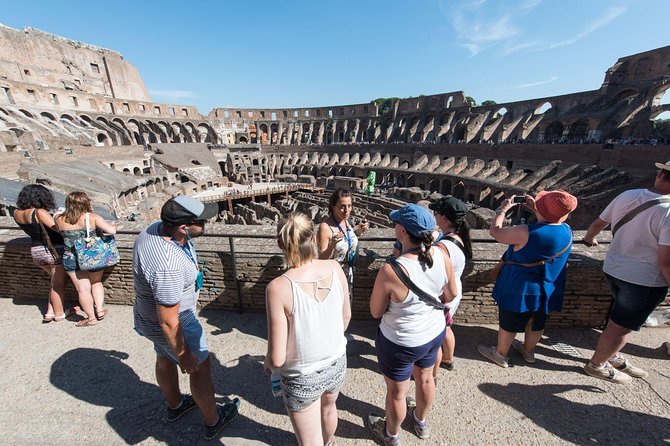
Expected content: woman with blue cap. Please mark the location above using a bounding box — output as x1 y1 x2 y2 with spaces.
367 204 457 445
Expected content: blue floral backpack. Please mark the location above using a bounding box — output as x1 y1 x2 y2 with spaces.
74 213 119 270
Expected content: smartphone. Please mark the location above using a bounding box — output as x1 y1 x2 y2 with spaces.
513 196 526 203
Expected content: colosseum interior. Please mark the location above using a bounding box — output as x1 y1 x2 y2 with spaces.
1 24 670 325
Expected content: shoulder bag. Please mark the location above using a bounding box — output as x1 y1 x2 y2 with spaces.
74 213 119 270
35 209 61 263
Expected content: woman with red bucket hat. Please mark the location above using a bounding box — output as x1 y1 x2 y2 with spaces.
478 190 578 368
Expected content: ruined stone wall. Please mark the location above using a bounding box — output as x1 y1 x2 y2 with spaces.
2 217 667 328
0 25 150 102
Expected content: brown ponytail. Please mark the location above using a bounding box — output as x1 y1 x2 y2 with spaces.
408 232 434 268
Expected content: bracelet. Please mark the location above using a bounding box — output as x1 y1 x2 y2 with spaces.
495 207 506 215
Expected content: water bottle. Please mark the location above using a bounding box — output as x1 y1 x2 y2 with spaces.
270 369 281 397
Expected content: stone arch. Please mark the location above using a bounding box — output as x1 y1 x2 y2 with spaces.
544 121 564 142
60 114 75 121
493 107 508 119
453 182 465 200
259 123 269 144
610 88 639 105
19 109 35 118
97 133 109 145
534 102 552 115
40 112 56 121
568 119 590 141
441 179 452 195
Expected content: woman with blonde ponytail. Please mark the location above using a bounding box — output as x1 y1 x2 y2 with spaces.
264 212 351 446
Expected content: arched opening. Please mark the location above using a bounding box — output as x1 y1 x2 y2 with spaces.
397 174 406 187
19 109 34 118
453 182 465 200
493 107 508 119
568 119 590 142
407 175 416 187
652 111 670 143
544 121 564 143
133 167 141 176
428 178 440 192
534 102 552 115
441 179 452 195
97 133 108 145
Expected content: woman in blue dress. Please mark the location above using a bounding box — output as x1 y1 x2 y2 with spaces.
478 190 577 367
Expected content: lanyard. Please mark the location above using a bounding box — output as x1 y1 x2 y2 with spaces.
436 230 453 242
334 217 352 252
171 237 197 267
400 247 420 255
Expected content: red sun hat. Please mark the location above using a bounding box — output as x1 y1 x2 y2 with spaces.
534 190 578 223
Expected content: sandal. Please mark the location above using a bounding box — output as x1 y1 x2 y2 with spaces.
65 307 79 319
54 313 67 322
42 313 55 324
75 319 98 327
95 308 108 321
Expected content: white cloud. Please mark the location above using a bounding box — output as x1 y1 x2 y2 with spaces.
512 76 558 89
149 89 198 100
547 5 626 49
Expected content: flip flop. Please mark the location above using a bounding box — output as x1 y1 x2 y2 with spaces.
54 313 67 322
42 313 55 324
75 319 98 327
95 308 108 321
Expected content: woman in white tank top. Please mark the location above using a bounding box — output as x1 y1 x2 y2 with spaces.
367 204 457 445
264 212 351 446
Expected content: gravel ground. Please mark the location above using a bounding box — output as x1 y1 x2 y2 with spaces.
0 299 668 445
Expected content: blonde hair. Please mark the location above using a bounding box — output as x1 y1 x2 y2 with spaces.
277 212 317 268
62 191 92 225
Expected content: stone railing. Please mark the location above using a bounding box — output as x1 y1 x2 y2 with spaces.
1 217 667 328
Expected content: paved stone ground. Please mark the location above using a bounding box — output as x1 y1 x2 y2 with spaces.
1 298 669 446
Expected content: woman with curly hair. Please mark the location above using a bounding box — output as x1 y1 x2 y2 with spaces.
55 191 117 327
13 184 69 323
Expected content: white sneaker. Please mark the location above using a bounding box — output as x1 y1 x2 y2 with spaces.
584 362 632 384
608 355 648 378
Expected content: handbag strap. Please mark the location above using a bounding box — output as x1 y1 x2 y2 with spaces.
84 212 92 237
611 197 670 236
35 209 59 258
386 257 445 311
503 235 573 268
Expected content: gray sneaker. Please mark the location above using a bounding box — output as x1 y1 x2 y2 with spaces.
608 355 648 378
367 413 400 445
477 345 509 368
166 395 197 422
406 396 429 439
512 339 536 363
203 398 240 440
583 362 632 384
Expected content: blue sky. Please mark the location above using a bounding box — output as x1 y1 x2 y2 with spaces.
3 0 669 114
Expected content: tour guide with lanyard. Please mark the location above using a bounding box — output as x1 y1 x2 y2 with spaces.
332 216 357 266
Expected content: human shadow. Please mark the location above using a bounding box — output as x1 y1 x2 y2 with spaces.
478 382 670 445
50 348 292 445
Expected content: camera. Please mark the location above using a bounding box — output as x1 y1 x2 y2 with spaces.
513 196 526 203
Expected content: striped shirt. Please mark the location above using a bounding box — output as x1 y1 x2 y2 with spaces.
133 222 199 338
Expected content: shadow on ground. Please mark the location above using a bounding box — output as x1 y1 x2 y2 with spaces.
479 382 670 444
50 348 293 445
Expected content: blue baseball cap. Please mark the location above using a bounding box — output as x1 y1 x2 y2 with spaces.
389 204 436 238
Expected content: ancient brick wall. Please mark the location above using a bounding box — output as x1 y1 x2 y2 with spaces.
1 217 667 328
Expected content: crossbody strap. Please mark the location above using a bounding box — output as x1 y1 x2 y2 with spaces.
386 257 445 311
442 235 465 254
35 209 60 260
504 236 573 268
611 197 670 236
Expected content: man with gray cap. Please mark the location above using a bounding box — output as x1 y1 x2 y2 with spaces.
582 161 670 384
133 195 239 440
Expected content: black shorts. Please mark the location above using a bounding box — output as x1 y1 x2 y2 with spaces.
604 273 668 331
499 308 547 333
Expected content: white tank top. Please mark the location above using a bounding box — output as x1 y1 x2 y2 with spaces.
438 238 466 314
281 269 347 377
380 248 448 347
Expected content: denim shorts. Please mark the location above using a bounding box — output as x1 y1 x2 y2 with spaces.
142 315 210 365
499 308 548 333
604 273 668 331
375 328 446 382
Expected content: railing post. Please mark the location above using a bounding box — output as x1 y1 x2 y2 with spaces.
228 236 244 313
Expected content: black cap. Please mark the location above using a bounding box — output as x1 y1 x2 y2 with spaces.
161 196 218 226
429 196 468 224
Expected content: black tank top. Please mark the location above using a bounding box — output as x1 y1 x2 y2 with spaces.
15 209 65 247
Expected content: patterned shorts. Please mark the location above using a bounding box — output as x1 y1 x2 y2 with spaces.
281 354 347 412
31 245 64 266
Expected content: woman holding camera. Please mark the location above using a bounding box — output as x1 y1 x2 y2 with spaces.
478 190 577 367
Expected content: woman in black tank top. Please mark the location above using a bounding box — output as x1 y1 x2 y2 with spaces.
13 185 70 323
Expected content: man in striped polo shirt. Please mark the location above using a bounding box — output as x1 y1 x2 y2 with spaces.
133 196 240 440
